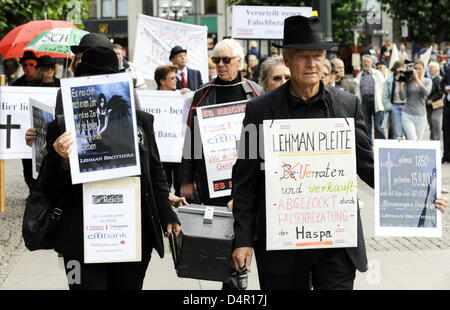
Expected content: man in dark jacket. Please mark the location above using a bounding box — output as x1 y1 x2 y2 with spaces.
231 15 374 290
179 38 264 208
442 65 450 163
169 45 203 91
43 46 180 290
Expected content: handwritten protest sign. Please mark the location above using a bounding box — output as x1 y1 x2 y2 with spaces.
0 87 57 159
197 100 248 198
137 90 192 163
29 98 55 179
232 5 312 39
61 72 140 184
133 14 208 83
263 118 358 250
374 139 442 237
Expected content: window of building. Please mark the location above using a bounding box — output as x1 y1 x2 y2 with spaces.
204 0 217 15
101 0 113 18
116 0 128 17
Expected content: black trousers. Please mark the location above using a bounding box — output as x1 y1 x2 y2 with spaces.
443 105 450 162
162 162 181 196
22 158 35 189
63 253 151 290
257 248 356 290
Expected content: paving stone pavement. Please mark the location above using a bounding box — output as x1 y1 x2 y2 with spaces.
0 160 28 287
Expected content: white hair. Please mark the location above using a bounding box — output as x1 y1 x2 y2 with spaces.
213 39 245 70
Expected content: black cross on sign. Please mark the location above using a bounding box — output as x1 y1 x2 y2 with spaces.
0 114 21 149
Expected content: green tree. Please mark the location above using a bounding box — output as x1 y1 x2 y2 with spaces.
0 0 90 38
380 0 449 44
227 0 364 46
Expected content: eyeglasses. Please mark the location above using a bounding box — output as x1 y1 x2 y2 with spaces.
22 63 36 68
165 76 177 81
40 66 54 72
211 56 236 64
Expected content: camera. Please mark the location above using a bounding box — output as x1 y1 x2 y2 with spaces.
396 61 414 83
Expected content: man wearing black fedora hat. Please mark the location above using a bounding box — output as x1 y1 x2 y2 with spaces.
169 45 203 92
231 15 376 290
13 51 41 87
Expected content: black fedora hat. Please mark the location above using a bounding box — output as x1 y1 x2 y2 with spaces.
75 46 119 77
169 45 187 60
70 33 113 54
20 51 38 63
273 15 338 50
36 55 56 68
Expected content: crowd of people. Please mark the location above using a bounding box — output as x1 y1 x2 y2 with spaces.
1 16 450 291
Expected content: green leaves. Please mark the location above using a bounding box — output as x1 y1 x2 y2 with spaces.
379 0 449 44
0 0 90 38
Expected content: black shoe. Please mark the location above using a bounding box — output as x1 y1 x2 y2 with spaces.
443 158 450 164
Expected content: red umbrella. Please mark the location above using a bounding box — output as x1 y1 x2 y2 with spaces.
0 20 77 59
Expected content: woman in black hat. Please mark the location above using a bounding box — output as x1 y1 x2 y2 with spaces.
38 46 183 290
36 55 60 87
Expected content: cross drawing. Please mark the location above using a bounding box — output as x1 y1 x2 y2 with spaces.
0 114 21 149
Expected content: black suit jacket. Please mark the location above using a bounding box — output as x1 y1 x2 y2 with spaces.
232 81 374 273
176 68 203 91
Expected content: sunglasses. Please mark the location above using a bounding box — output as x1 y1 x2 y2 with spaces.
272 75 290 81
22 63 36 67
211 56 236 64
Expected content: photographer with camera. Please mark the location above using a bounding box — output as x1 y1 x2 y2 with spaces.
382 60 407 139
401 60 432 140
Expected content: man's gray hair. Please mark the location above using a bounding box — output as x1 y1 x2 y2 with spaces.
259 55 285 91
213 39 245 70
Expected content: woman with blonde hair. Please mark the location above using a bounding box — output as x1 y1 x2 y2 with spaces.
259 55 291 91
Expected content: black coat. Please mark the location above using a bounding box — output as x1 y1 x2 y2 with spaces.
179 78 264 206
231 81 374 273
43 110 179 258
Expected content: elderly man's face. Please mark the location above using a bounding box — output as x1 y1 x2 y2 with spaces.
333 59 345 79
172 52 188 68
214 51 241 81
283 49 326 87
362 57 373 72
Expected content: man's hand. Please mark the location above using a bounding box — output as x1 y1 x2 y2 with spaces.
180 88 191 95
53 131 74 160
232 247 253 273
180 183 195 201
227 199 233 210
165 222 181 237
168 193 188 208
25 128 36 147
436 189 449 213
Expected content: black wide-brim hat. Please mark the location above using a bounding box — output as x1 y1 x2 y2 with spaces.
70 33 113 54
36 55 56 68
20 51 38 63
75 46 119 77
273 15 338 50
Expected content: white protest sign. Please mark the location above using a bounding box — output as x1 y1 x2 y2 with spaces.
83 177 141 264
374 139 441 238
263 118 358 251
29 98 55 179
137 90 193 163
197 100 248 198
232 5 312 39
133 14 208 83
0 87 57 160
60 72 141 184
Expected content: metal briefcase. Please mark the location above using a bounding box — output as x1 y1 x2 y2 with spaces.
169 204 234 282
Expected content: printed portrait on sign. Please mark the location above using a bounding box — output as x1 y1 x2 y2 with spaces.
71 81 136 173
